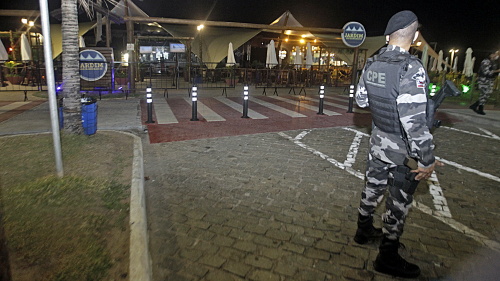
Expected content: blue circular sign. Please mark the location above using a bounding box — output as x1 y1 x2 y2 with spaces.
342 22 366 48
79 49 108 81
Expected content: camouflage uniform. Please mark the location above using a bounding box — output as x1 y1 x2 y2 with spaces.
355 45 435 240
477 57 498 106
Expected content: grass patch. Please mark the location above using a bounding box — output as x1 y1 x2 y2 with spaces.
0 131 133 281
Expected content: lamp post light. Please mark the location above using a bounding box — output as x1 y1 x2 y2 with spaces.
449 49 459 71
197 24 204 65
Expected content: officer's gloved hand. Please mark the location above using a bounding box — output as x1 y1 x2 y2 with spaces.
411 160 444 181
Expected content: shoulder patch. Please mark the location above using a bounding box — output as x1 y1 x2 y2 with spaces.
412 67 426 88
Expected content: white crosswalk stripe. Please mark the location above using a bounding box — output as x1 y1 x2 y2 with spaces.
150 95 368 124
214 97 268 119
266 96 341 116
153 95 178 124
252 97 307 118
323 95 370 113
183 97 226 122
0 102 30 113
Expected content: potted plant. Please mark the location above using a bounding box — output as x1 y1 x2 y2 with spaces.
114 69 128 85
3 61 23 85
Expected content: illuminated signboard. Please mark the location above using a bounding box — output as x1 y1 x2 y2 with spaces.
342 22 366 48
79 49 108 81
170 43 186 53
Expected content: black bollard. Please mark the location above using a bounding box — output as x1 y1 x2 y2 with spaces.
317 85 325 115
190 85 199 121
347 84 354 113
146 86 155 123
242 85 250 118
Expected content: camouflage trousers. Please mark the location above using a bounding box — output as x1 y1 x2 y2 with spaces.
358 153 416 240
478 79 495 105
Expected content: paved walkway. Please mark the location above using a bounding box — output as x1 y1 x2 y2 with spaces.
1 87 499 280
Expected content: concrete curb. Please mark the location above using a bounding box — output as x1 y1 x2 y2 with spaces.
115 131 152 281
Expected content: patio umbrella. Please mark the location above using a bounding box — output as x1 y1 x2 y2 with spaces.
463 48 474 77
226 42 236 66
444 57 449 72
452 56 458 72
437 50 443 72
430 57 437 72
266 40 278 69
293 46 302 69
421 45 428 70
79 36 86 48
305 42 313 68
0 39 8 62
20 33 32 62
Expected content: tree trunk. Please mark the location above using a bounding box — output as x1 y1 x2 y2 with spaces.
61 0 83 134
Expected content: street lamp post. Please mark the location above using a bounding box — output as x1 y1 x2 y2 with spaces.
197 24 204 66
449 49 459 71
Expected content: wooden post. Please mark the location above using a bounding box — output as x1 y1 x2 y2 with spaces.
124 0 135 90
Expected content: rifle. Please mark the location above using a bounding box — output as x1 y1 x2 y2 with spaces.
427 79 462 128
405 80 462 173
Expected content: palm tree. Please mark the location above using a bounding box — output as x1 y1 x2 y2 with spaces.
60 0 117 134
61 0 82 134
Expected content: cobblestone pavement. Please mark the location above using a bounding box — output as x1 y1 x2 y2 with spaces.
142 118 500 281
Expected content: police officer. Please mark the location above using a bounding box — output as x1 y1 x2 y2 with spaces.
469 50 500 115
353 10 443 278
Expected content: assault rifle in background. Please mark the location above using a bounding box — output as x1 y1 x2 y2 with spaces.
427 79 462 129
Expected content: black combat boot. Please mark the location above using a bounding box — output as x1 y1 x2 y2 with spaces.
353 214 383 244
374 237 420 278
469 101 479 112
476 105 486 115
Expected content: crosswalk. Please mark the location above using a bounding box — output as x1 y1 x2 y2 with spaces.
147 94 369 125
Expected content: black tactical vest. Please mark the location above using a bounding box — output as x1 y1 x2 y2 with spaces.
363 52 414 133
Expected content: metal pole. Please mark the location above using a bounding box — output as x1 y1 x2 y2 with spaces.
347 84 354 113
145 86 155 123
317 85 325 115
190 85 199 121
39 0 63 177
242 85 249 118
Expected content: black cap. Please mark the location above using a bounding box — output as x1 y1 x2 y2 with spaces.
384 10 418 36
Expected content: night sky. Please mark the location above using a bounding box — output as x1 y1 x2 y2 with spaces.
1 0 499 60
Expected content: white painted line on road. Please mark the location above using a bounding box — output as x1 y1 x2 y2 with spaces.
267 96 341 116
183 97 226 122
478 127 500 140
0 101 30 113
426 172 452 218
342 127 370 137
344 131 363 167
253 97 307 118
214 97 268 119
436 156 500 183
415 202 500 252
442 126 500 140
300 127 500 252
278 131 364 180
153 96 178 124
294 130 310 141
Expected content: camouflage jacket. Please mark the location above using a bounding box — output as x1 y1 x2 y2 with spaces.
478 57 498 83
356 45 435 168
